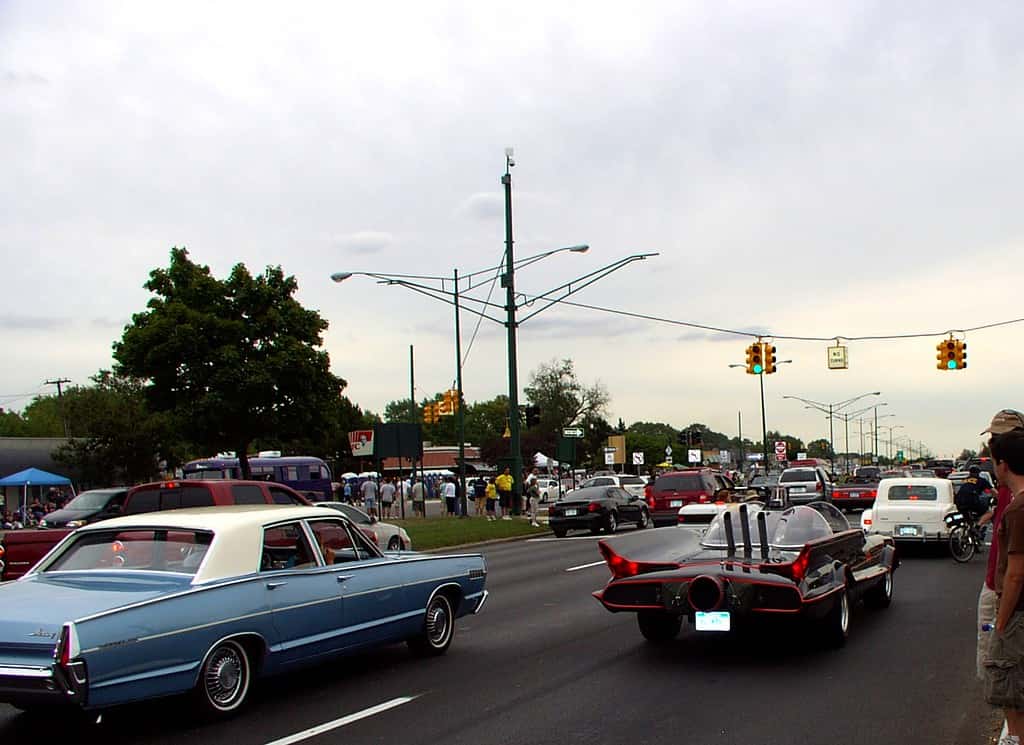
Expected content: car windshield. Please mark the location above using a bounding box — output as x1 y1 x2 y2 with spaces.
654 474 702 491
910 470 936 478
43 529 214 574
887 484 939 501
701 505 843 549
780 469 815 483
62 490 119 510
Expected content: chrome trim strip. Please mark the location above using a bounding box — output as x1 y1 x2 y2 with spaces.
471 590 489 614
0 666 51 679
342 583 406 599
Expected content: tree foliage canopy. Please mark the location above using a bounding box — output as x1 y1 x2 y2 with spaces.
113 248 345 477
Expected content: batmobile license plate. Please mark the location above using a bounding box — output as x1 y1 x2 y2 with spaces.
897 524 922 537
695 611 731 632
670 500 683 507
564 509 579 516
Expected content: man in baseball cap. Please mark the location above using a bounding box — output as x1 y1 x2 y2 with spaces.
982 410 1024 437
980 409 1024 688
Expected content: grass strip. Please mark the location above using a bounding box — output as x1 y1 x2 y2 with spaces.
393 516 549 551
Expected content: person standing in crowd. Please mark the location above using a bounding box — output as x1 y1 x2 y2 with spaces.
978 410 1024 682
442 476 457 517
380 477 396 519
985 429 1024 744
526 476 541 527
485 477 497 521
473 476 487 516
495 467 514 520
410 477 426 518
360 477 379 520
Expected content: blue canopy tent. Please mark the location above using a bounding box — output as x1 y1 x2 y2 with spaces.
0 467 74 520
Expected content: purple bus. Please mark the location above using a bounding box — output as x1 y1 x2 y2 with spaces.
181 454 333 501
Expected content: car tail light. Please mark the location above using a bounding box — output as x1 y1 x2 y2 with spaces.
597 541 678 579
763 546 811 582
815 481 823 492
865 490 876 499
54 623 80 667
163 481 178 489
698 495 709 504
678 513 686 523
863 517 873 526
588 502 602 513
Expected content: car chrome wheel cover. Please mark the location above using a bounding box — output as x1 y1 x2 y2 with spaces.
387 536 401 550
839 593 849 634
608 513 617 533
204 642 248 710
426 598 451 648
883 571 892 598
639 510 649 528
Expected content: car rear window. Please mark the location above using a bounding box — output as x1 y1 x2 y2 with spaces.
124 486 214 514
231 484 267 505
780 470 815 483
619 476 644 485
887 485 938 501
653 474 703 491
582 477 615 487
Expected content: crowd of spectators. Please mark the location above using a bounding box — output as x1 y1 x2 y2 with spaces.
1 488 72 529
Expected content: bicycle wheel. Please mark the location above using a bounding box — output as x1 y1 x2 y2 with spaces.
949 524 976 563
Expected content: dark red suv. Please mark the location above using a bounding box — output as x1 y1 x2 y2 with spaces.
645 469 734 526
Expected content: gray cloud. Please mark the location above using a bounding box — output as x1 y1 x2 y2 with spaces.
332 231 395 255
1 70 48 86
0 315 66 330
457 193 504 220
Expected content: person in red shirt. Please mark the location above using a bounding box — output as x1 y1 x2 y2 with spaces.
979 410 1024 681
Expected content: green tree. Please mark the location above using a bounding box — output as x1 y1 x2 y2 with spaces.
113 248 345 479
806 438 833 460
958 448 977 462
523 359 610 431
0 408 29 436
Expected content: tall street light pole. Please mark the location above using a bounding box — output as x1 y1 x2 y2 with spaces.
501 150 524 514
453 268 467 515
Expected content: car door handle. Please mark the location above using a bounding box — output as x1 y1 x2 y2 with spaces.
336 575 353 583
266 581 288 590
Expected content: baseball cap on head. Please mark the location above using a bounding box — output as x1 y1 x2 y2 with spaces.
980 409 1024 436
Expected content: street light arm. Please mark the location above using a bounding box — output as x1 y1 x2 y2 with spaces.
456 244 590 289
844 402 888 419
782 394 830 410
374 277 509 326
833 391 882 412
515 253 659 325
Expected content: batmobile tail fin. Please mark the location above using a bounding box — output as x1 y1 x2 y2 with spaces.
596 540 680 579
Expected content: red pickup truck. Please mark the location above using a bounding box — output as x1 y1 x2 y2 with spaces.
0 479 311 581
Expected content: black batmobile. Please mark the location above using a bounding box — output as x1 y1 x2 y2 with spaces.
593 502 897 646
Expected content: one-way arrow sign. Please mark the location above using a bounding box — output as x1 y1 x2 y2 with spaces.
562 427 584 438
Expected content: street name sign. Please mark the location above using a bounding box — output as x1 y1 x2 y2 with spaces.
562 427 584 438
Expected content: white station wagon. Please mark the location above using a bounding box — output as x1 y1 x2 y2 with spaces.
861 477 957 542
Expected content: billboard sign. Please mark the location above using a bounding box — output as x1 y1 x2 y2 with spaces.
349 430 374 457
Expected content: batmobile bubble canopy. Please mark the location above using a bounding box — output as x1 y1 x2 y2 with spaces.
700 503 851 551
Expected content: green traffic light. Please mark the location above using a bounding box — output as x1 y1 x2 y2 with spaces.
947 360 958 369
753 364 763 374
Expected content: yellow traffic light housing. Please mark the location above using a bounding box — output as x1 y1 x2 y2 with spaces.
422 403 436 424
936 338 959 370
956 340 967 370
745 343 764 375
450 388 461 412
764 344 778 374
439 392 452 415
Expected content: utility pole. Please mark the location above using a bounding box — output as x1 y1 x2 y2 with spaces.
502 150 524 515
45 377 71 437
737 411 744 473
454 268 467 518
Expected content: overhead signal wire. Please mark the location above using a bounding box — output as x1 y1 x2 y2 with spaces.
513 295 1024 342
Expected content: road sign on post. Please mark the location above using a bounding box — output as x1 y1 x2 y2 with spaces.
688 449 701 464
562 427 584 438
632 452 645 465
604 451 615 465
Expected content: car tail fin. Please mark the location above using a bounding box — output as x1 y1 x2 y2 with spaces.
597 541 678 579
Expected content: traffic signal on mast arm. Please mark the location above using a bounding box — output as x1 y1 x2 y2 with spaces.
439 390 453 415
422 403 437 424
936 339 957 370
956 340 967 370
449 388 461 413
764 344 778 374
745 342 764 375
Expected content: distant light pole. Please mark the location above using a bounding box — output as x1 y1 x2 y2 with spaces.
782 391 881 473
832 403 888 474
728 360 793 467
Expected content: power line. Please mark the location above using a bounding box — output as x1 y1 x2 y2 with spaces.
524 295 1024 342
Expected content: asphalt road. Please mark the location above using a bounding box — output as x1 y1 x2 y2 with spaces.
0 528 997 745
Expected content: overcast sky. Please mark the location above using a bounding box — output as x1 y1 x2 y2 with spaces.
3 1 1024 458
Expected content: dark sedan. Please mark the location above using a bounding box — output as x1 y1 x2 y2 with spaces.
548 486 651 538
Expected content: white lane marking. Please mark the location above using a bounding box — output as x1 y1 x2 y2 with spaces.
265 696 418 745
566 560 607 572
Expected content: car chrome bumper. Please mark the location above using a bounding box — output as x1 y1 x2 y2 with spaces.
471 590 489 614
0 660 87 708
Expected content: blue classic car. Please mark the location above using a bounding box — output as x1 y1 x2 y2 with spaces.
0 505 488 716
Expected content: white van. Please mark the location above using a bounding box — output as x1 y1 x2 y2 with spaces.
861 477 957 542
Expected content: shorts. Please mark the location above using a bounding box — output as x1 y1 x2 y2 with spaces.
486 498 496 512
984 610 1024 709
364 499 376 511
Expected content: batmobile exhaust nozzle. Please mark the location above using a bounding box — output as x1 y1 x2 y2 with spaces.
688 575 724 612
739 504 752 556
723 511 736 556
